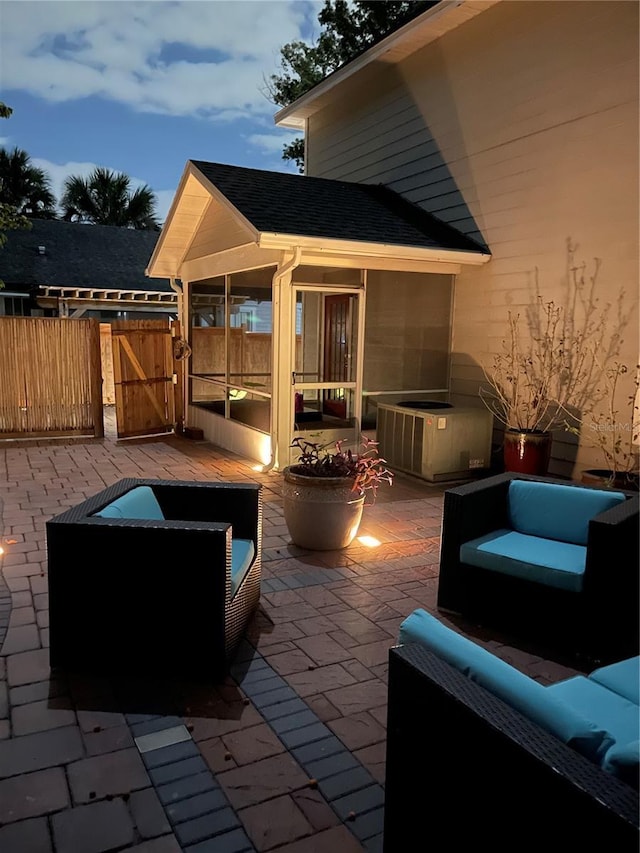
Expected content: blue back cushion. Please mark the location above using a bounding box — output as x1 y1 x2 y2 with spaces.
398 608 614 764
547 675 640 784
588 657 640 706
94 486 164 520
508 480 626 545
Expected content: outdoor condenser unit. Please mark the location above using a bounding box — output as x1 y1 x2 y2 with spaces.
376 401 493 482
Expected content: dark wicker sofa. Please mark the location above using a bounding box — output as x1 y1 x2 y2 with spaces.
46 478 262 680
436 472 640 664
384 642 640 851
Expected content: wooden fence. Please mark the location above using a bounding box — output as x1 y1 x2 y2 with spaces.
0 317 103 439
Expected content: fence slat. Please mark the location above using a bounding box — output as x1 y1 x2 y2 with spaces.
0 317 102 438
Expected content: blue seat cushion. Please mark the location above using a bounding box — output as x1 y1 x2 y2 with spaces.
93 486 164 520
508 480 626 545
231 539 255 598
460 529 586 592
588 657 640 705
546 675 640 781
398 609 614 764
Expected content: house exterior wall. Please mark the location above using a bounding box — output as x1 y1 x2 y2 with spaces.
305 0 639 477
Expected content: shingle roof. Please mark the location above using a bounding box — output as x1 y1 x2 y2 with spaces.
191 161 488 255
0 219 172 292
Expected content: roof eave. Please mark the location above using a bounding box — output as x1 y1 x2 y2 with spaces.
145 161 197 278
146 161 260 280
275 0 499 128
258 232 491 266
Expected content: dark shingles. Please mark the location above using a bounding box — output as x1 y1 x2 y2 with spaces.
191 160 489 254
0 219 172 292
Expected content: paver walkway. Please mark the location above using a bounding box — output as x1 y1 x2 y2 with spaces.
0 432 583 853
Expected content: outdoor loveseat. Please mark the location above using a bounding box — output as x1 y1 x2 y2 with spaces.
383 609 640 851
437 472 640 664
46 477 263 680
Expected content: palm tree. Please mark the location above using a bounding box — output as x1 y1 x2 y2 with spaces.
0 147 57 219
61 167 159 230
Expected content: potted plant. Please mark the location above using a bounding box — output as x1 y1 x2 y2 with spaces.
480 243 631 475
570 361 639 491
282 436 394 550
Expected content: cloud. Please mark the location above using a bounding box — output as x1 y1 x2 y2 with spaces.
32 157 176 223
247 131 299 155
0 137 10 146
1 1 319 120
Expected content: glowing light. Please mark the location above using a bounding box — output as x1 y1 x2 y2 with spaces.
0 546 4 557
357 535 381 548
251 464 264 472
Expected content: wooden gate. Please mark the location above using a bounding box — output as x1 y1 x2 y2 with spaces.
111 319 184 438
0 316 103 439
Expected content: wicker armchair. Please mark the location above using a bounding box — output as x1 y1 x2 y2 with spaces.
383 643 639 851
436 472 639 664
46 478 262 680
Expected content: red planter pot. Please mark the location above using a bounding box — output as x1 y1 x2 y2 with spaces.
503 429 552 476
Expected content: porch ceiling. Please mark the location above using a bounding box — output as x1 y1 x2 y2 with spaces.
146 160 491 281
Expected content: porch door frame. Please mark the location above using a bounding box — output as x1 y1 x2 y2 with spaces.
290 281 366 440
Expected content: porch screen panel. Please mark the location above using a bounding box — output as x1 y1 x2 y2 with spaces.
190 277 226 404
362 271 453 426
228 268 274 433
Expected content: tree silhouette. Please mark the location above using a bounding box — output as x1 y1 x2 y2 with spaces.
61 167 159 230
0 146 57 219
267 1 436 171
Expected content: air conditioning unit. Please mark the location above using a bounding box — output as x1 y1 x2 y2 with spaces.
376 401 493 482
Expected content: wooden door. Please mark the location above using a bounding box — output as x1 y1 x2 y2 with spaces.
322 294 350 419
111 319 181 438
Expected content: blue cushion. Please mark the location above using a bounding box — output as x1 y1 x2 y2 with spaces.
603 740 640 789
547 676 640 750
588 657 640 705
231 539 255 598
460 529 585 592
546 675 640 780
398 609 614 763
508 480 626 545
94 486 164 520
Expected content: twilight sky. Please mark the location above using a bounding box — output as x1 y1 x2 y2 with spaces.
0 0 322 222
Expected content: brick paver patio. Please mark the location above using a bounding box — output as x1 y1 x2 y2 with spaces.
0 431 583 853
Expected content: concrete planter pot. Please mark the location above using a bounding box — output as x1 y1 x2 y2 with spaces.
282 466 365 550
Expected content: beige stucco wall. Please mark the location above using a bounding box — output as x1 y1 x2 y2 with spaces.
306 0 639 477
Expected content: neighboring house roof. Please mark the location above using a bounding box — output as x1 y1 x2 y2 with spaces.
275 0 501 129
0 218 173 295
191 160 486 254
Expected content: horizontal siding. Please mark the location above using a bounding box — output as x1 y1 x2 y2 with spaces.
306 0 639 478
308 1 638 240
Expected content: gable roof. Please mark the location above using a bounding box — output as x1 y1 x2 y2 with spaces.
191 160 487 255
147 159 490 278
0 219 173 293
